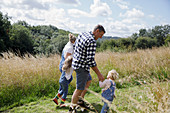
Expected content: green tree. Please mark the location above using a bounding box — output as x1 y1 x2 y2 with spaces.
135 37 156 49
9 24 34 54
33 36 50 55
51 35 68 54
151 25 170 46
117 38 134 48
135 37 148 49
108 39 118 49
100 40 110 51
165 34 170 46
131 33 138 40
139 28 147 37
0 11 11 52
15 20 30 28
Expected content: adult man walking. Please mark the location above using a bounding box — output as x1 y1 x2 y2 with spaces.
69 24 105 112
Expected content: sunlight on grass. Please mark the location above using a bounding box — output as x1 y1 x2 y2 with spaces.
0 46 169 112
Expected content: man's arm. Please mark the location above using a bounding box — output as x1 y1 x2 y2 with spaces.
91 66 104 82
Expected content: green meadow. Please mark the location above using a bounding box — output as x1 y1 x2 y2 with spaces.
0 46 169 113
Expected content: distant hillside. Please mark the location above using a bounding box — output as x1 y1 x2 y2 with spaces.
98 36 121 41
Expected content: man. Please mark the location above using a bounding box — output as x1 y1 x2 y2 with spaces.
69 24 105 112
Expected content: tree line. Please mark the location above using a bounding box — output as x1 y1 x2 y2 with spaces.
0 12 72 56
0 11 170 56
97 25 170 52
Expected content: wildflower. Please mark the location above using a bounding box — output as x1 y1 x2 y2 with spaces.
139 96 142 99
143 80 146 84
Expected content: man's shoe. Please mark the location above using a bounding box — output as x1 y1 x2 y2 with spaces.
77 99 89 109
53 98 58 105
68 106 77 113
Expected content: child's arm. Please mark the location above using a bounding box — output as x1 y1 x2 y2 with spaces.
99 80 107 88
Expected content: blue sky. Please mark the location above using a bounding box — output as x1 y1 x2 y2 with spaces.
0 0 169 37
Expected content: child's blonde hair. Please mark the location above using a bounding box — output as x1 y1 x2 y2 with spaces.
107 69 119 80
69 33 76 43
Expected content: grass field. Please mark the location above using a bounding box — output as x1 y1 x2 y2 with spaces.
0 46 170 112
3 82 169 113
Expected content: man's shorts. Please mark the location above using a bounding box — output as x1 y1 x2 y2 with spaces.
75 68 91 90
87 73 92 81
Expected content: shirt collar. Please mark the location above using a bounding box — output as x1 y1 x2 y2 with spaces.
89 31 95 39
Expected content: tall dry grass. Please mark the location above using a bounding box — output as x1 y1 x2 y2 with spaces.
0 53 62 110
94 46 170 84
0 53 61 88
92 46 169 112
1 46 169 89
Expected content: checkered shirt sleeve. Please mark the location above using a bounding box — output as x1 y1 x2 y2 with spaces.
72 32 97 72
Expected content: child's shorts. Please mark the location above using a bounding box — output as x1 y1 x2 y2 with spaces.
75 68 89 90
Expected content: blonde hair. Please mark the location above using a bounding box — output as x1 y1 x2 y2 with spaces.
69 33 76 43
107 69 119 80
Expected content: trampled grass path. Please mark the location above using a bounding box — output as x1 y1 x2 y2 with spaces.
3 82 170 113
4 94 103 113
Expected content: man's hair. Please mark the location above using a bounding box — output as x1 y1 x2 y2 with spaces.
93 24 106 33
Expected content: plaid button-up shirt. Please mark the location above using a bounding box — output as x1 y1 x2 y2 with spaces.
72 31 97 72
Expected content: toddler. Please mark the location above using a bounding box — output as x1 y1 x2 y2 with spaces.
99 69 119 113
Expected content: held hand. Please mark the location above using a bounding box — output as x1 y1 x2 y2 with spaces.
98 74 104 82
91 66 104 82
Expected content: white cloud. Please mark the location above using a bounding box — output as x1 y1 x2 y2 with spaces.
0 0 86 33
148 14 155 18
68 9 90 17
122 18 139 24
0 0 159 37
68 0 112 18
118 4 128 9
120 8 144 18
90 0 112 17
56 0 81 5
67 21 86 32
103 17 146 37
0 0 51 10
113 0 129 9
22 0 50 10
1 0 80 10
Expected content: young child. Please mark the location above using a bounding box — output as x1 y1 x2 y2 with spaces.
53 33 76 107
99 69 119 113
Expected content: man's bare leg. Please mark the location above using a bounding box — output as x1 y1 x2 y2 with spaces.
71 89 83 104
81 80 92 98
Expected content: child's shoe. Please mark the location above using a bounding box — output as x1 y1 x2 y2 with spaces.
59 98 66 107
59 103 66 107
53 93 61 105
53 98 58 105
